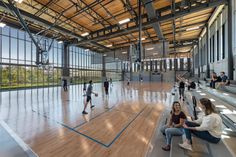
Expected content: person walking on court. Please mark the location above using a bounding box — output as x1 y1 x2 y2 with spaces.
127 78 130 86
104 78 109 95
82 80 97 114
179 79 185 101
140 76 143 83
83 82 87 96
63 78 68 91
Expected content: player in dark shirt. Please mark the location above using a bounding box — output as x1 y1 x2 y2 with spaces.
63 79 68 91
104 79 109 95
179 80 185 101
83 82 87 96
161 101 187 151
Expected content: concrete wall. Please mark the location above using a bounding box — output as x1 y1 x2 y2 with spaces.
128 71 164 82
162 71 175 82
193 5 235 80
233 0 236 79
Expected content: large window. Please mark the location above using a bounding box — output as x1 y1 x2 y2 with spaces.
217 30 220 61
0 25 122 90
222 24 225 59
210 38 212 63
0 26 61 89
212 35 215 62
68 46 116 84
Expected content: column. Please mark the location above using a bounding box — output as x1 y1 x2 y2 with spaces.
169 59 172 71
62 43 69 78
228 0 234 79
102 55 106 81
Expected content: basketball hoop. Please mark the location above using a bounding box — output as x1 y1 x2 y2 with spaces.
42 51 49 65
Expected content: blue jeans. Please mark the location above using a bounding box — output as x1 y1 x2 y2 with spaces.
161 125 184 145
184 121 220 144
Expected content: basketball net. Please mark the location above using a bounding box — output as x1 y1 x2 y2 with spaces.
38 63 53 72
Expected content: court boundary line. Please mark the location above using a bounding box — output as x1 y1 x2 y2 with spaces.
106 105 148 147
73 105 147 147
0 120 39 157
32 109 110 147
73 105 116 129
32 105 148 148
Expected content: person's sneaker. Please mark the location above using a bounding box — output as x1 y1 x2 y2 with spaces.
179 142 192 151
90 105 95 109
82 111 88 114
162 145 170 151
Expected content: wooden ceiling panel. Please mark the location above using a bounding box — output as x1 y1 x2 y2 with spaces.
0 0 220 56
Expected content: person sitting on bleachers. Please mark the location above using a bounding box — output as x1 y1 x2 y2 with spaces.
210 72 218 89
187 80 196 91
216 72 230 89
161 101 187 151
179 98 222 151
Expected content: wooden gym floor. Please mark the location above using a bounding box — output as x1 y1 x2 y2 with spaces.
0 82 173 157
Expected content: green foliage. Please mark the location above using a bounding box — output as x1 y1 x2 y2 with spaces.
0 66 104 90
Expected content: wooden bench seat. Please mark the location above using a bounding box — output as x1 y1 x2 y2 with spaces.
171 136 233 157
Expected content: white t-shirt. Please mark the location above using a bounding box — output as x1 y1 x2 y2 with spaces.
194 113 223 138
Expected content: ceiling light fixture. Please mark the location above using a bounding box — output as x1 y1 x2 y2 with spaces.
58 41 63 44
122 51 127 54
141 37 145 41
183 6 189 9
0 22 6 28
106 44 112 47
186 26 200 31
85 49 89 52
81 32 89 37
146 47 154 51
183 42 192 45
119 18 130 25
103 54 107 56
14 0 24 3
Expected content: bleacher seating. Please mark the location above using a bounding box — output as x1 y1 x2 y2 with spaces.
201 78 236 95
168 76 235 157
171 136 233 157
224 80 236 94
148 86 179 157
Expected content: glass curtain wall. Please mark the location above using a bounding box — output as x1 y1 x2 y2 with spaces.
68 46 103 84
0 26 62 90
105 57 122 81
0 26 122 90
